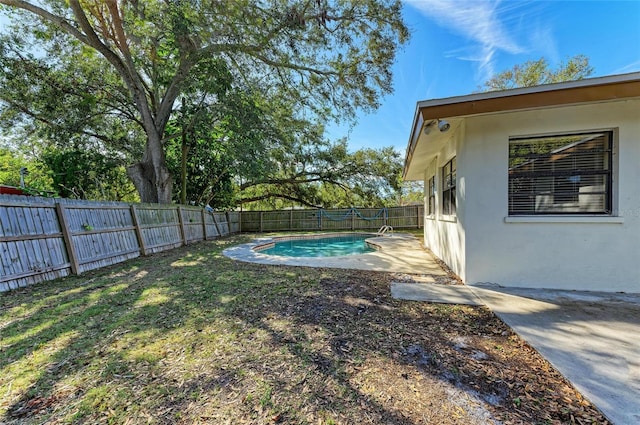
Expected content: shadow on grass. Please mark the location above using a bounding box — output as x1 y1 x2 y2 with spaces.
0 235 606 424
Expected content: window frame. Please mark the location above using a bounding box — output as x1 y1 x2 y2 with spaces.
442 157 456 216
508 130 614 216
427 175 436 216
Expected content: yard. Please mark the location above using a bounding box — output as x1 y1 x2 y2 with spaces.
0 235 607 424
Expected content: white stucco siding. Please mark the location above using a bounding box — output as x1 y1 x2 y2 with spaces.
424 214 465 279
462 99 640 292
422 123 466 280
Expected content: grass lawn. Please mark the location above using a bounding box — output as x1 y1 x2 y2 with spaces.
0 235 607 424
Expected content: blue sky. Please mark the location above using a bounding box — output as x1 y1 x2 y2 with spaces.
330 0 640 152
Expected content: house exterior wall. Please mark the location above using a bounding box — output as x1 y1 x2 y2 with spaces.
460 99 640 291
422 123 466 280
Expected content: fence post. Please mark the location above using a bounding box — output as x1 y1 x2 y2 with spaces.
201 209 208 240
319 209 323 230
289 208 294 231
177 206 186 245
130 205 147 255
211 212 221 237
55 202 80 275
351 208 355 230
225 211 231 235
384 208 388 227
259 211 264 233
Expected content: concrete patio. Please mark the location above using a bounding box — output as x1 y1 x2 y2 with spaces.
469 285 640 425
391 280 640 425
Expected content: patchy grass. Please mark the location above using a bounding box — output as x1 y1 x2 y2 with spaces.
1 235 608 424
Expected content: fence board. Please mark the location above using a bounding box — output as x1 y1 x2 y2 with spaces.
182 208 205 243
0 195 239 292
240 206 423 233
55 203 79 275
73 230 141 274
136 206 182 254
206 212 220 238
240 211 260 232
228 212 241 233
214 212 229 235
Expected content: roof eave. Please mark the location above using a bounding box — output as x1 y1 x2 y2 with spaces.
403 72 640 179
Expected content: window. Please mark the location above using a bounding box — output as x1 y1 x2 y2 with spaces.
508 131 613 215
442 157 456 216
428 175 436 215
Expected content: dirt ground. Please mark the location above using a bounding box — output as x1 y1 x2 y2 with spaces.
268 268 610 425
0 238 609 424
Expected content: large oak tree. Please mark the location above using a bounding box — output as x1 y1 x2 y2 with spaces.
0 0 408 203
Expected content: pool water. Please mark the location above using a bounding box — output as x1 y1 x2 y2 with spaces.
259 234 375 257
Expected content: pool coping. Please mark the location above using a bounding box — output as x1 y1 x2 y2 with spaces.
222 232 448 275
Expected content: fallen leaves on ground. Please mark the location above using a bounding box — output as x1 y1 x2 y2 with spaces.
0 237 609 424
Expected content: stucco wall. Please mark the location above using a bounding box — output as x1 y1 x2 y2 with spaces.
422 123 466 280
461 99 640 292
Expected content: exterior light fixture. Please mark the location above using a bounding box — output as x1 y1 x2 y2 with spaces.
424 119 451 135
423 120 434 135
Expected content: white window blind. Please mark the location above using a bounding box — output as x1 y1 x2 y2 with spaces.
508 131 612 215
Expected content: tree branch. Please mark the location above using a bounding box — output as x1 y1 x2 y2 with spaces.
0 97 133 154
0 0 90 44
156 56 197 133
66 0 130 78
250 52 340 77
240 176 345 190
240 193 321 209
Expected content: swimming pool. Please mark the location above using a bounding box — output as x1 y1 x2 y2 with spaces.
223 233 437 274
256 233 376 257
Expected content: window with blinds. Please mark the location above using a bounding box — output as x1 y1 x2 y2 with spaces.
508 131 613 215
442 157 456 216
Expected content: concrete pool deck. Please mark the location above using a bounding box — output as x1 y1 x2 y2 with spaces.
222 232 447 276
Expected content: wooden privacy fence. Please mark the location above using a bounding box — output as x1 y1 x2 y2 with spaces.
0 195 239 292
240 205 423 233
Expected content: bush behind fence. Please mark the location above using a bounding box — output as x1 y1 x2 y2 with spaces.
0 195 239 292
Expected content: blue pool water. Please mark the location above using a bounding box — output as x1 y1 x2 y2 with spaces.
259 234 375 257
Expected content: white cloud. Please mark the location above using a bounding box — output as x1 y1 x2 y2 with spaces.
613 60 640 75
527 24 558 64
406 0 525 80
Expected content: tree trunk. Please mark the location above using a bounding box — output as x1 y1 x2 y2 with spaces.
127 132 173 203
180 129 188 205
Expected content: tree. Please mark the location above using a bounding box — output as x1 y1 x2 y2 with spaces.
0 138 137 200
481 55 593 91
163 75 405 210
240 137 403 209
0 0 409 203
395 181 424 206
165 89 273 208
0 144 54 194
41 147 138 201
